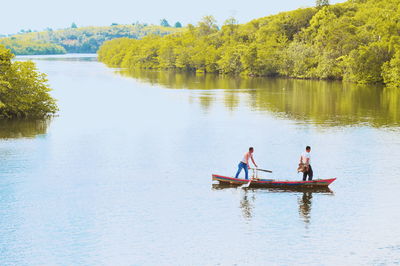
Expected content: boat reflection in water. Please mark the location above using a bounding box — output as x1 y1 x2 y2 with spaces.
298 192 313 225
212 183 333 192
212 184 334 223
240 190 255 220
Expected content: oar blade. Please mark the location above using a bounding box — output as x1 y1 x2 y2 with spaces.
241 179 252 188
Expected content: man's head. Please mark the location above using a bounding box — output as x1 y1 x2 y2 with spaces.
249 147 254 153
306 146 311 152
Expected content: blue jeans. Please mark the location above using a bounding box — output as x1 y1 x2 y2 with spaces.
235 162 249 179
303 164 313 181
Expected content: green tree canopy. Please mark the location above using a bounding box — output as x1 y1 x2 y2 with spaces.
0 45 58 118
174 22 182 28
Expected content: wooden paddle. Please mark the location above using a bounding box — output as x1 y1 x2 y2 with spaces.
249 168 273 173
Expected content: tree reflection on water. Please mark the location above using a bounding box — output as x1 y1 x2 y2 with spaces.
0 119 51 139
119 69 400 128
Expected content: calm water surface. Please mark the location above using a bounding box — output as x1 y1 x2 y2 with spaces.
1 54 400 265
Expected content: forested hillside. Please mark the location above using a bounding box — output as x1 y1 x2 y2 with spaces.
98 0 400 87
0 38 66 55
0 45 58 118
0 24 181 55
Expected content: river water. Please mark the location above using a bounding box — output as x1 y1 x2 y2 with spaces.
1 54 400 265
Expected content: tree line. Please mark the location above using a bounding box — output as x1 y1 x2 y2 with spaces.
0 45 58 118
98 0 400 88
0 37 66 55
0 24 182 55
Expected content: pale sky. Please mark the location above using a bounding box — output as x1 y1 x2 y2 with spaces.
1 0 345 35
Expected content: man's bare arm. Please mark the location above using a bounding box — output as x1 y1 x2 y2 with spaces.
251 156 258 168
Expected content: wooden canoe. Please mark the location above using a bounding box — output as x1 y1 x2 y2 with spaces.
212 174 336 188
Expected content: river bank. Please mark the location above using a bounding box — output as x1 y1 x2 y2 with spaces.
98 0 400 88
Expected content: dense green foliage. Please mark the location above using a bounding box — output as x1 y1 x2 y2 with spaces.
1 24 181 54
0 37 66 55
98 0 400 87
0 46 58 118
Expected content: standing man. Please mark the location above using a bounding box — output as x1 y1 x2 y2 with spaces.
235 147 258 180
300 146 313 181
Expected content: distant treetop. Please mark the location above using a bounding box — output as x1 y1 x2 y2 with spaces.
174 22 182 28
160 19 170 27
71 22 78 29
316 0 329 7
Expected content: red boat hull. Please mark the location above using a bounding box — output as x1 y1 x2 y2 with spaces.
212 174 336 188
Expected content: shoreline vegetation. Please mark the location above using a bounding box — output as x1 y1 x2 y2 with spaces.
98 0 400 88
0 46 58 119
0 24 182 55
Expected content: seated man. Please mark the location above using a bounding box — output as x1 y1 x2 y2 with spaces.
235 147 258 180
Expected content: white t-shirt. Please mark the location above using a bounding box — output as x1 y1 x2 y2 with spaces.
301 152 311 164
241 152 253 165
